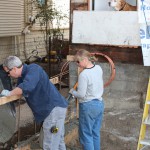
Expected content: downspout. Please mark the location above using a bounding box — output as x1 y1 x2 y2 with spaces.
14 36 17 55
23 34 28 60
23 0 29 61
14 36 19 56
92 0 95 10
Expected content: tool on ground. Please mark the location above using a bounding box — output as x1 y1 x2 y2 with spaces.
66 82 78 101
137 77 150 150
50 126 59 133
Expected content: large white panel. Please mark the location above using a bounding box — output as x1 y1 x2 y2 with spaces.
72 11 141 46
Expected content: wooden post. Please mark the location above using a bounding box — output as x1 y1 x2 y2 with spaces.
87 0 90 10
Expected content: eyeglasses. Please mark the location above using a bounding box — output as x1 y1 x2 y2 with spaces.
76 57 85 64
76 61 80 64
6 68 13 75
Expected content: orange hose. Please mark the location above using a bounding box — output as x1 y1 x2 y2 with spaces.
91 52 116 88
60 52 115 89
61 61 70 73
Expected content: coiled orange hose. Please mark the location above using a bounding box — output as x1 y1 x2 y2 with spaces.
91 52 116 88
61 52 115 90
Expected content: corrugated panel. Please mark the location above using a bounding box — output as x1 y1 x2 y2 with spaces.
0 0 22 37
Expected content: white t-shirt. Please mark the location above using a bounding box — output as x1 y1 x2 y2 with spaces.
73 65 104 103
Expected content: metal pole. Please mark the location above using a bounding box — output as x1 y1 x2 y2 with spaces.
92 0 95 10
49 36 51 78
17 99 21 143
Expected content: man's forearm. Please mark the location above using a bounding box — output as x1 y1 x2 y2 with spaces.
10 87 23 96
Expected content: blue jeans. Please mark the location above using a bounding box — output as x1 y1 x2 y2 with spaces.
79 99 104 150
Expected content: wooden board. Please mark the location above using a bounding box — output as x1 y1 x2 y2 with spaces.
0 77 59 106
0 95 21 106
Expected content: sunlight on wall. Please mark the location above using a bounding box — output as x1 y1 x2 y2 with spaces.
53 0 70 29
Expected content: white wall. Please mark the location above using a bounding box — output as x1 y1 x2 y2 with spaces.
72 11 141 46
53 0 70 28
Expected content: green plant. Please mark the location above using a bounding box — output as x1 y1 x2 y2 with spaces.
30 0 68 56
32 0 68 36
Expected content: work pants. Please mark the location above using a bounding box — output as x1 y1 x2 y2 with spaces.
42 107 67 150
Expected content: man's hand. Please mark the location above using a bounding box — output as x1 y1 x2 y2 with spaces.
1 90 11 96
